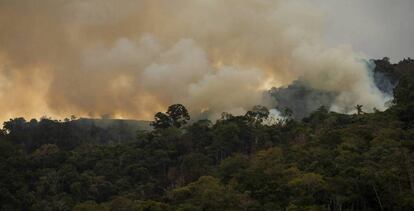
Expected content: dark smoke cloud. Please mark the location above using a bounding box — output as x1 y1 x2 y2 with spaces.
269 80 337 119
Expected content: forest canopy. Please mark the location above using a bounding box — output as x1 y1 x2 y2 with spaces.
0 58 414 210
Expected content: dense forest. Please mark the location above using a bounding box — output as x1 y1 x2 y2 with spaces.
1 58 414 210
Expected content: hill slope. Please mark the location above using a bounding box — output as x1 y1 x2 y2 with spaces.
0 58 413 210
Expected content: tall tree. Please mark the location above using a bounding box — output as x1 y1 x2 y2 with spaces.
151 104 190 129
151 112 172 129
166 104 190 128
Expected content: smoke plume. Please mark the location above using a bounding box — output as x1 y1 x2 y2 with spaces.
0 0 390 121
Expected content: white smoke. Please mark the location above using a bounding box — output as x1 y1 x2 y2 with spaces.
0 0 390 121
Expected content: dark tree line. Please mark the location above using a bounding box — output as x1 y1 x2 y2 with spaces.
0 58 414 210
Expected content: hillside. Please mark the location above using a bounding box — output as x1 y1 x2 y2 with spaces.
0 58 413 210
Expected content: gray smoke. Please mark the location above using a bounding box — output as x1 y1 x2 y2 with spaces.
0 0 391 121
269 80 337 119
268 59 396 119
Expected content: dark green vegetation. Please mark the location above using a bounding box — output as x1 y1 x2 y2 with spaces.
1 58 414 211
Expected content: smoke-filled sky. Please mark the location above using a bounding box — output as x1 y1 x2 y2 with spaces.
0 0 410 122
313 0 414 62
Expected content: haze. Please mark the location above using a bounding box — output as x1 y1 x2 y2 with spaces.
0 0 409 122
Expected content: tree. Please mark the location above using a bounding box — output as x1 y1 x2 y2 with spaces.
180 153 212 182
218 154 249 182
72 201 107 211
169 176 256 210
287 172 327 207
151 104 190 129
245 105 270 124
166 104 190 128
151 112 172 129
355 104 364 115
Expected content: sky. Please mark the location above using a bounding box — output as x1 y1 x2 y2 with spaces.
0 0 411 122
313 0 414 62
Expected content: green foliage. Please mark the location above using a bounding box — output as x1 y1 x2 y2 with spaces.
151 104 190 129
245 105 270 125
1 59 414 210
169 176 256 210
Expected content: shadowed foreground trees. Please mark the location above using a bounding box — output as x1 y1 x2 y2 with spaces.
0 59 414 210
1 99 413 210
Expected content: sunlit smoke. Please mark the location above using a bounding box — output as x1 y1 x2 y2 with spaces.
0 0 390 121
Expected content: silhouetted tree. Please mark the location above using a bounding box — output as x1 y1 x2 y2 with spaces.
355 104 364 115
151 104 190 129
166 104 190 128
151 112 172 129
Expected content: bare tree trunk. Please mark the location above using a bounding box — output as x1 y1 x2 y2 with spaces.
372 184 384 211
